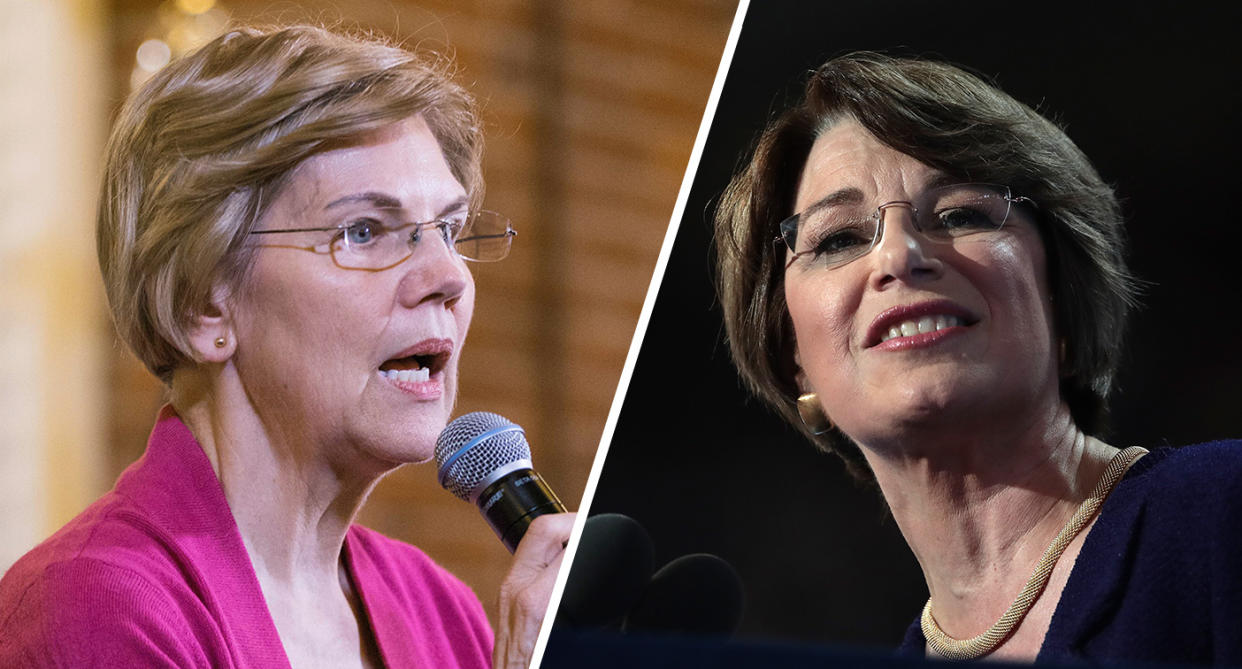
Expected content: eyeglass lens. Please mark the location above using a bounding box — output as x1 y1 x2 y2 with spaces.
782 183 1014 269
329 210 514 270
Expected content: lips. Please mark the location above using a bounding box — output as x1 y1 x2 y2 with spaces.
379 338 454 380
864 300 978 348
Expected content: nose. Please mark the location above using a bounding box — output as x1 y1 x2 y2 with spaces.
868 203 944 290
396 226 471 310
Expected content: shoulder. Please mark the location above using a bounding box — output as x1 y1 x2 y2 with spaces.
1078 440 1242 561
1133 439 1242 482
1119 440 1242 517
1043 440 1242 664
1134 440 1242 579
0 497 229 667
1099 440 1242 567
0 554 218 667
1 487 201 602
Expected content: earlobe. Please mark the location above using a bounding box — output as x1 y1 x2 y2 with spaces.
791 343 833 435
792 344 810 394
792 344 802 380
1058 337 1072 378
187 284 236 363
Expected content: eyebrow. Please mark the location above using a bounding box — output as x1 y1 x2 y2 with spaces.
325 192 403 210
796 172 962 218
796 187 865 219
324 192 471 219
922 172 959 191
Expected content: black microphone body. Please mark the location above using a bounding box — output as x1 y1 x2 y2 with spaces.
476 467 564 552
435 411 565 553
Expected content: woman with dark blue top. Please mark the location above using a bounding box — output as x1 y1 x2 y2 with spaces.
713 52 1241 664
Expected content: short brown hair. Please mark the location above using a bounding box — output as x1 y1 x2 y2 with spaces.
98 25 482 382
715 52 1139 480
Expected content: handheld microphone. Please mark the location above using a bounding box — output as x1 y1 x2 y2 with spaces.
556 513 655 629
624 553 744 636
435 411 565 553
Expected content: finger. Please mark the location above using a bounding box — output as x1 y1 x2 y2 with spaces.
494 547 567 669
498 513 575 611
502 549 566 665
512 512 575 566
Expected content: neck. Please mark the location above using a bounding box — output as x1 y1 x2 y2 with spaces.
861 400 1116 640
171 363 386 590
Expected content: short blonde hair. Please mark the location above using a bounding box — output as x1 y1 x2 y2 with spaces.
98 25 482 382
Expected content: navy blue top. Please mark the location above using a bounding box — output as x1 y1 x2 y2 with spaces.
898 441 1242 666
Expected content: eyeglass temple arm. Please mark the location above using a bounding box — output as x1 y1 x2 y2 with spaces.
458 230 516 243
249 241 334 255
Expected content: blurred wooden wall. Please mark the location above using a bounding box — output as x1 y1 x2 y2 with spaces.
0 0 109 570
104 0 735 627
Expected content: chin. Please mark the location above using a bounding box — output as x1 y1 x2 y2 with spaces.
343 411 447 471
862 374 978 433
396 413 451 460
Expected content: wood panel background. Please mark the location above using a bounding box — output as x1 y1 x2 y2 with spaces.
102 0 735 629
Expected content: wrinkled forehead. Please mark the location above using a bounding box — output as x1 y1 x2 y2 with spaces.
265 117 470 222
794 119 946 216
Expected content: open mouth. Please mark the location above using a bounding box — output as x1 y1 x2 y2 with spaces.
865 300 978 348
878 314 968 344
378 344 451 384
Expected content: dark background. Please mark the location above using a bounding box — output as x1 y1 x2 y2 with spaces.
567 0 1241 652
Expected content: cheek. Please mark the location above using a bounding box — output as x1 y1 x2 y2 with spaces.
784 274 858 384
455 276 476 337
238 260 380 376
968 237 1055 349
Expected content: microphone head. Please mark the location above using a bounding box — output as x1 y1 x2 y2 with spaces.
624 553 745 637
556 513 655 629
435 411 532 502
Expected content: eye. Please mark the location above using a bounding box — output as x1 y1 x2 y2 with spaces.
934 206 1000 233
807 223 873 261
343 218 385 246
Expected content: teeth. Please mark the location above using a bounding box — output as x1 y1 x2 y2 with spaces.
879 315 964 343
381 367 430 383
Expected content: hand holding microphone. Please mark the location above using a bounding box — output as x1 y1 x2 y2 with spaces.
435 411 567 552
435 411 574 668
434 412 744 661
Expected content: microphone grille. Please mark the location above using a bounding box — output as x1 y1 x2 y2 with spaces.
435 411 530 501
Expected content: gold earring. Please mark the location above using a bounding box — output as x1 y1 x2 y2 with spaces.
214 337 227 348
796 392 833 435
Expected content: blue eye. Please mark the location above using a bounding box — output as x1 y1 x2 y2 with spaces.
344 219 382 246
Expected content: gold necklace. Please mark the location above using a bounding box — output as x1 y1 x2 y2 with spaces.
921 445 1148 660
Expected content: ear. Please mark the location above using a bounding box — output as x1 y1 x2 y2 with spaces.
1058 336 1071 378
186 283 236 363
791 341 812 394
